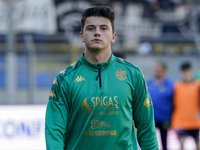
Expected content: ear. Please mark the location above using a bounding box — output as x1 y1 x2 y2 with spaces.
111 33 117 43
80 32 84 43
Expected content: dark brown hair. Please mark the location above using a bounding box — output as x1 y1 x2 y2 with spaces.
180 62 191 71
81 6 115 33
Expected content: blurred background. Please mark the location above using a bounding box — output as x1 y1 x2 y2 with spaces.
0 0 200 149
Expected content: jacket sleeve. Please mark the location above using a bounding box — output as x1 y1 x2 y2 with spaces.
45 77 69 150
133 69 159 150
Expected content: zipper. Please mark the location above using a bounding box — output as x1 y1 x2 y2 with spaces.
96 64 102 88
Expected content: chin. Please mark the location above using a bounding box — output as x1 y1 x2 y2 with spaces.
91 48 102 52
88 46 103 51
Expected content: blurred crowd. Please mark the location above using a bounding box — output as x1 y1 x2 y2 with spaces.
54 0 200 35
0 0 199 38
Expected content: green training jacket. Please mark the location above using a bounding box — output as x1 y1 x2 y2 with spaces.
45 53 159 150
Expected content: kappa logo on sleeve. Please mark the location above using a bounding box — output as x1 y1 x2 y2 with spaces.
71 62 77 68
143 98 152 108
74 76 86 82
53 78 58 85
49 90 57 99
60 69 66 75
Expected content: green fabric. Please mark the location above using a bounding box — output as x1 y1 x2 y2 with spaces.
195 71 200 80
45 54 159 150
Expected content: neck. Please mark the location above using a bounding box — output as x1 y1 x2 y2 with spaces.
84 48 112 64
155 76 164 83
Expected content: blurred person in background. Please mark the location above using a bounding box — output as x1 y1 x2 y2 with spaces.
171 62 200 150
147 62 173 150
45 6 159 150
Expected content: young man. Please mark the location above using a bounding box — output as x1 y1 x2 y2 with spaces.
45 6 159 150
172 62 200 150
148 62 173 150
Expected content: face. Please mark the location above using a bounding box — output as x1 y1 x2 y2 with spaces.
80 16 117 52
154 63 166 79
181 68 193 82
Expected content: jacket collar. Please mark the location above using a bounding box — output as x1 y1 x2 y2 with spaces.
80 53 115 72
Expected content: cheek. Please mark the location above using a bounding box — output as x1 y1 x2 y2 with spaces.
105 34 113 42
83 34 90 42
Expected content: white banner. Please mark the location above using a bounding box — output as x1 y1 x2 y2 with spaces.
0 0 56 35
0 105 46 150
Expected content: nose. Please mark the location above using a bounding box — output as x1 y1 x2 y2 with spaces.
94 27 101 37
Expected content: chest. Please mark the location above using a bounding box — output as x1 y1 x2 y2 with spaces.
175 83 199 99
67 68 134 117
148 82 172 98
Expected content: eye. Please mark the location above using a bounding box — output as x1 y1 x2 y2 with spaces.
87 27 94 31
102 27 107 30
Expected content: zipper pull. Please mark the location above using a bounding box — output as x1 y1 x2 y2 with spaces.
96 64 102 88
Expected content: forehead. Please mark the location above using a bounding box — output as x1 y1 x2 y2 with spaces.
84 16 112 27
182 68 192 72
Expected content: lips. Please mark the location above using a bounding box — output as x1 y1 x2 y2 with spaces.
92 39 102 42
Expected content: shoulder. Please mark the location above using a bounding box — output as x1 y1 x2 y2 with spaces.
54 60 82 86
164 78 173 85
174 81 182 88
115 57 138 69
115 57 141 74
194 79 200 86
194 79 200 83
49 60 82 101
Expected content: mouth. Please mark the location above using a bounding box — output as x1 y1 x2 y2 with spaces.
92 39 102 42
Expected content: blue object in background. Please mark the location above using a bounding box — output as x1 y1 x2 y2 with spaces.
0 71 5 87
0 57 58 88
147 78 174 123
0 57 5 87
37 72 57 88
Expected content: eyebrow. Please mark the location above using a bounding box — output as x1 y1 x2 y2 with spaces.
86 24 109 28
